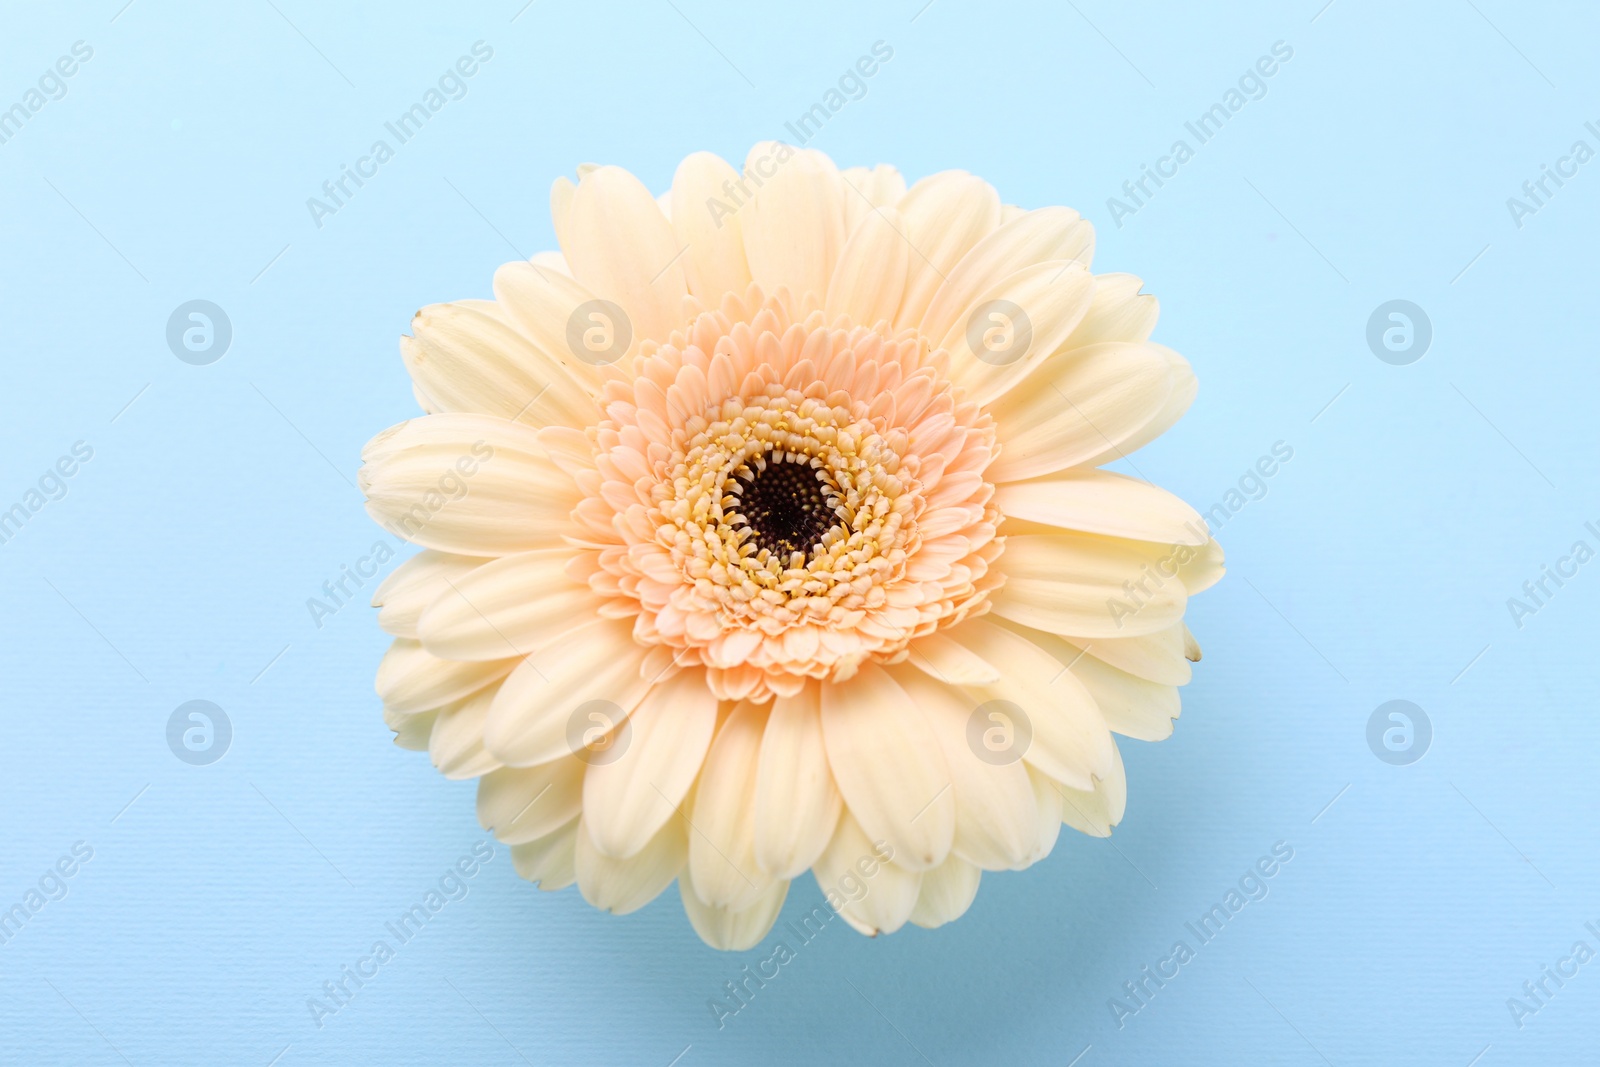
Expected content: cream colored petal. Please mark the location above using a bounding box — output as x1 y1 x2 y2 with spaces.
906 630 1000 686
939 261 1096 409
374 638 517 715
549 176 576 256
403 300 596 426
687 700 774 909
510 816 578 890
1076 346 1196 468
909 855 982 929
893 667 1039 871
1054 741 1127 838
919 206 1094 341
429 687 500 780
1064 272 1159 347
820 663 953 871
1026 765 1063 863
994 469 1208 546
387 706 437 750
583 667 719 859
740 143 846 302
943 618 1114 790
812 809 922 936
361 413 579 556
418 549 603 661
670 151 753 304
575 814 686 914
986 342 1177 483
752 682 842 879
490 261 610 389
477 758 585 844
1061 624 1192 686
372 550 488 638
1178 537 1226 595
893 171 1001 329
840 164 906 235
1025 626 1181 742
483 617 653 767
679 870 789 951
989 532 1188 639
560 165 687 346
824 207 909 328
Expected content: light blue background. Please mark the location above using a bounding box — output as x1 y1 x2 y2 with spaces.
3 1 1596 1063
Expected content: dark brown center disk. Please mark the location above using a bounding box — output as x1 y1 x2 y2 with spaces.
734 457 837 558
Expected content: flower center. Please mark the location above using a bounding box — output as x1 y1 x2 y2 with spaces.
729 452 840 561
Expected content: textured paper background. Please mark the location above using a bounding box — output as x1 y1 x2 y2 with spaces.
2 1 1596 1063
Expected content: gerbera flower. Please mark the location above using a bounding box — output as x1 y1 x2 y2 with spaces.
362 143 1223 949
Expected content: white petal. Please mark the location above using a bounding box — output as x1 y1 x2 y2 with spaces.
1076 346 1196 469
583 667 719 858
919 206 1094 342
906 631 1000 686
374 638 516 714
387 706 436 750
942 619 1114 790
477 758 586 844
986 342 1177 483
483 617 652 767
893 667 1039 871
909 855 982 929
561 165 687 346
939 261 1096 408
740 143 846 301
752 682 842 879
679 870 789 951
687 701 775 909
989 532 1188 638
1026 765 1063 862
1055 741 1127 837
820 663 953 871
893 171 1001 329
1024 626 1181 742
1064 272 1158 347
418 549 603 661
839 164 906 235
812 809 922 936
372 550 488 638
575 814 686 914
491 260 611 389
670 152 753 304
1062 624 1192 686
510 817 578 890
403 300 596 425
429 687 500 780
1179 538 1226 595
824 207 909 328
995 468 1207 547
361 414 579 556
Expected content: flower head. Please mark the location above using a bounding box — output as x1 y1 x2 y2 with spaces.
362 144 1223 948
